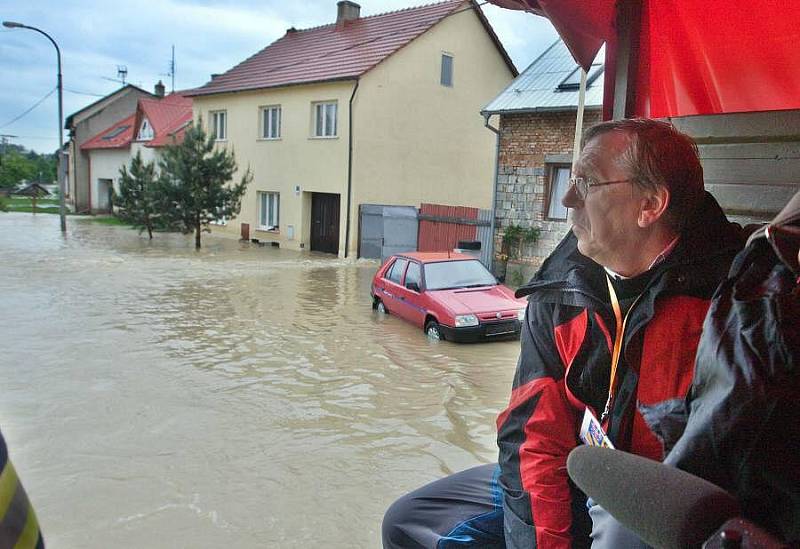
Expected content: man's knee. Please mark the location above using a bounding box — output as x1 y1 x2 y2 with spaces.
382 492 420 548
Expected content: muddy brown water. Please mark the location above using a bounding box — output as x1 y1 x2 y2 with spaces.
0 213 520 548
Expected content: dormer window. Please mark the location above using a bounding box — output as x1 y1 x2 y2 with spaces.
558 63 604 91
137 118 154 141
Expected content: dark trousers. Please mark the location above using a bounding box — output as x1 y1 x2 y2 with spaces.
382 464 636 548
382 464 504 548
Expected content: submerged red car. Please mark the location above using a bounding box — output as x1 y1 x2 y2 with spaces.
371 252 527 342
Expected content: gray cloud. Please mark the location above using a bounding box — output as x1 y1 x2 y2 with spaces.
0 0 557 152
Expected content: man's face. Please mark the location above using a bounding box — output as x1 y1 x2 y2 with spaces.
562 131 646 270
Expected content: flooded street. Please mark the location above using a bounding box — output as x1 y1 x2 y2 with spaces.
0 213 520 548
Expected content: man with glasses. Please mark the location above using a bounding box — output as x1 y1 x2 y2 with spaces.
382 119 743 548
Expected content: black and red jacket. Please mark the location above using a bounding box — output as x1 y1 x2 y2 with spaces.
496 192 743 548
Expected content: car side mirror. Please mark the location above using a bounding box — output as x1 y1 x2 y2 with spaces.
407 282 420 293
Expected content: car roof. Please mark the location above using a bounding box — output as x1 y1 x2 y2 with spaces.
394 251 478 264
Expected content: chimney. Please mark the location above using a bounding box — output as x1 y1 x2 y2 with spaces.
336 1 360 28
210 74 221 81
154 80 165 97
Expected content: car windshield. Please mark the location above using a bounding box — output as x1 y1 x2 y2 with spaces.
424 260 497 290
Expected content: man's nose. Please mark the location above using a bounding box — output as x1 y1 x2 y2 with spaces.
562 182 582 209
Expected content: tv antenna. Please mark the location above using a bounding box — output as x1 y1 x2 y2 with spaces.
160 46 176 92
101 65 129 86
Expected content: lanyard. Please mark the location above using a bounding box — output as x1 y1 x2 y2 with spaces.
600 274 635 424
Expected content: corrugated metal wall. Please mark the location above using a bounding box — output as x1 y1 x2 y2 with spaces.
418 203 478 251
418 203 493 267
476 209 493 268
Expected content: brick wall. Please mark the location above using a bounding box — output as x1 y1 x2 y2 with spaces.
494 109 602 274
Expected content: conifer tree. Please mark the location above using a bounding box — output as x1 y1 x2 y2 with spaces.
158 121 250 249
117 151 161 239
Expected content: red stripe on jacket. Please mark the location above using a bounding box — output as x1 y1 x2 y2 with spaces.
631 295 710 460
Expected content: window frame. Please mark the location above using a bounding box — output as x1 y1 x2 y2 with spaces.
260 105 281 140
312 101 337 138
210 110 227 141
257 191 280 231
137 118 153 141
386 258 409 285
404 261 422 291
545 164 572 221
440 52 454 87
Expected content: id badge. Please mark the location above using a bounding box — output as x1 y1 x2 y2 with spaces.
579 408 614 448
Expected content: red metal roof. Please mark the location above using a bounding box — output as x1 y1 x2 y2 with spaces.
140 94 193 147
80 114 136 150
81 93 193 151
186 0 514 97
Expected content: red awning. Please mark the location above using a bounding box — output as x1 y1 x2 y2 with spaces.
488 0 800 118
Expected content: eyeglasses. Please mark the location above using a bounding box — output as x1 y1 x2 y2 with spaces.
569 177 634 200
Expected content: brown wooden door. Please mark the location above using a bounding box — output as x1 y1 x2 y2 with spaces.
310 193 340 254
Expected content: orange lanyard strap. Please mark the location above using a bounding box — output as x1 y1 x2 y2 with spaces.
601 274 626 423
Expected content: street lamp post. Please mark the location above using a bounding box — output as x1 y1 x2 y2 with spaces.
3 21 66 233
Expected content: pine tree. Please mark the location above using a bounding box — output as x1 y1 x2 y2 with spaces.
116 151 161 239
158 121 251 249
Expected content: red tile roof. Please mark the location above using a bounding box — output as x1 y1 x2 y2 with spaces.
186 0 514 97
81 93 193 151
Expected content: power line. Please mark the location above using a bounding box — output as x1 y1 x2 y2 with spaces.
64 87 105 98
0 87 57 129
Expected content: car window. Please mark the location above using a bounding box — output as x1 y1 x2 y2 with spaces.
387 258 408 284
424 260 496 290
405 262 421 290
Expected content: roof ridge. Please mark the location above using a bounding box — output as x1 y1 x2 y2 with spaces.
290 0 464 33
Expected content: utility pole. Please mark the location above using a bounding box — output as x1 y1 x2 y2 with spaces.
3 21 67 232
0 134 17 169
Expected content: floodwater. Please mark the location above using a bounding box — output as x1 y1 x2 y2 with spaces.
0 213 520 548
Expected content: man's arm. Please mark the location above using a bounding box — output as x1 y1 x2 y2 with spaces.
497 302 584 549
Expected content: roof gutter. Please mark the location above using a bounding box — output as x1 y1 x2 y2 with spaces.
344 78 359 258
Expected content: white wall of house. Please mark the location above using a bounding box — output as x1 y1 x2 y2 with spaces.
87 144 161 213
130 142 159 165
88 148 131 212
191 80 354 253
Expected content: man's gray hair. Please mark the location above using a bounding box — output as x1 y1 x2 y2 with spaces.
583 118 705 232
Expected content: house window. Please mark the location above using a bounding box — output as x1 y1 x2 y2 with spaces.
440 53 454 87
261 106 281 139
258 191 280 231
546 165 572 220
313 102 337 137
210 110 227 140
137 118 153 141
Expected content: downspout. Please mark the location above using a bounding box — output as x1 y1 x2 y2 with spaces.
344 79 359 258
483 113 500 272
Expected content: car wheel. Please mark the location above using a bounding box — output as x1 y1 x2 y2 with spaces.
425 320 443 341
375 300 387 314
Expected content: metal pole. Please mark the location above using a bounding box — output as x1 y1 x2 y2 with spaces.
3 21 66 232
572 68 588 171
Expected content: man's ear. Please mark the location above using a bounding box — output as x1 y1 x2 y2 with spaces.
638 185 670 228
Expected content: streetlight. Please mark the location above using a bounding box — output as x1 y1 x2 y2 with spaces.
3 21 66 233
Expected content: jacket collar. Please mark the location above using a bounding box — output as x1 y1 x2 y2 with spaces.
516 191 744 300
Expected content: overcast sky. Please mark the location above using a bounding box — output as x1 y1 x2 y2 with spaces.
0 0 557 154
